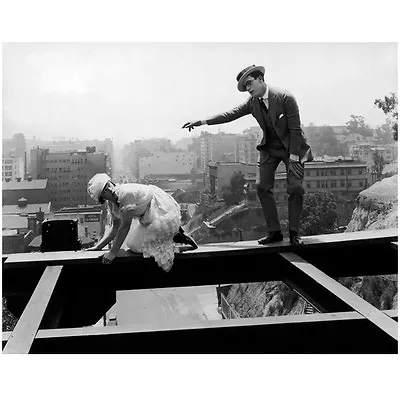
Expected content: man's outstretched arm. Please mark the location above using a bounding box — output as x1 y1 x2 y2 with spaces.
182 101 251 131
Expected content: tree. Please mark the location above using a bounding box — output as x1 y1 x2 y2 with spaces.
374 123 393 143
374 92 398 141
306 124 344 157
300 192 337 236
345 115 373 137
222 171 245 206
372 151 385 181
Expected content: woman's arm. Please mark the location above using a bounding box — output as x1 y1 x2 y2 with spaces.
87 217 120 250
102 210 135 262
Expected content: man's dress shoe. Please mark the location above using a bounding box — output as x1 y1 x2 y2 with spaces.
289 232 303 246
258 231 284 245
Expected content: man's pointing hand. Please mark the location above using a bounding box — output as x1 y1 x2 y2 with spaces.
182 120 202 132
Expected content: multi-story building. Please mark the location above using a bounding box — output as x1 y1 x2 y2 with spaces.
211 132 237 162
2 177 50 205
191 131 239 172
192 132 213 172
3 132 27 160
349 143 395 164
207 162 258 198
2 132 27 180
2 156 24 182
52 204 106 241
26 137 114 177
270 161 369 203
29 147 107 210
271 161 369 225
235 131 260 165
123 138 173 180
2 181 49 254
138 151 195 180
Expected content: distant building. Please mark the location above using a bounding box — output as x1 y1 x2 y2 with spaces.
2 215 29 234
29 147 107 210
52 204 106 241
2 178 50 205
26 137 114 177
216 160 369 225
2 229 35 254
2 197 46 254
139 151 195 179
302 125 349 138
276 161 370 202
235 130 260 165
2 201 51 216
192 131 238 172
2 156 25 182
191 132 213 172
272 161 369 225
123 139 172 179
2 133 27 179
207 162 257 198
349 143 395 164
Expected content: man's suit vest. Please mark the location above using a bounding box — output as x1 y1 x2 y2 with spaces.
259 100 286 151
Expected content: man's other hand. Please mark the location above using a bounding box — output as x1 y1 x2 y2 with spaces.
182 120 202 132
288 159 304 180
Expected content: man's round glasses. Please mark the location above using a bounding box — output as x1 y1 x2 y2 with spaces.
244 78 256 89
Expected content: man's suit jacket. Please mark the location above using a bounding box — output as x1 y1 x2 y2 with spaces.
205 86 313 163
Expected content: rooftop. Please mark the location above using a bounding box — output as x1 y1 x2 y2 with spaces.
2 202 51 215
306 162 368 168
2 179 48 190
2 215 29 230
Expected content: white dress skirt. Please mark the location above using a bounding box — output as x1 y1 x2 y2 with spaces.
117 185 181 272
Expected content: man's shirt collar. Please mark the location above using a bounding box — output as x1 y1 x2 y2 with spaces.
260 85 269 101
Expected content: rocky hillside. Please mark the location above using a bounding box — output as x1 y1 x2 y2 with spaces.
346 174 398 232
226 282 307 318
226 175 398 318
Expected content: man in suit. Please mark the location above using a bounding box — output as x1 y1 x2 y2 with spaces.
182 65 312 245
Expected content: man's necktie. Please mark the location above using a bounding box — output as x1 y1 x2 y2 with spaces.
259 97 268 113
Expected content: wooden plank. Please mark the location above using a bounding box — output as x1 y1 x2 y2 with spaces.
4 227 398 268
279 252 398 341
3 265 63 354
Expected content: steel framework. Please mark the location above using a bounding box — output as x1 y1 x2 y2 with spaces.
2 228 398 354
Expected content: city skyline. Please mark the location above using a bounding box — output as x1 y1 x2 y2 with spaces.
3 42 398 144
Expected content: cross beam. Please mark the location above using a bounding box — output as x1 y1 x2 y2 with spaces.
279 252 398 340
3 265 63 354
3 310 397 354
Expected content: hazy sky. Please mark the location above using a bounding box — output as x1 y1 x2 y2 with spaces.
3 42 397 144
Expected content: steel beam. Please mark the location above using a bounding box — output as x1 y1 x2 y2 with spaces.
3 310 397 354
3 265 63 354
279 252 398 340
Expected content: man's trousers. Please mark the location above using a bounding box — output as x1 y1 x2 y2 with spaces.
256 149 305 233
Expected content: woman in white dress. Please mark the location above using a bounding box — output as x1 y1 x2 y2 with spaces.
87 173 197 272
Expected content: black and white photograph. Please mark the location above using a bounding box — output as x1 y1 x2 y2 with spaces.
1 2 399 399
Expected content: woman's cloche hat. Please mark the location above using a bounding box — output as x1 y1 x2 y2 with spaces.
87 173 111 202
